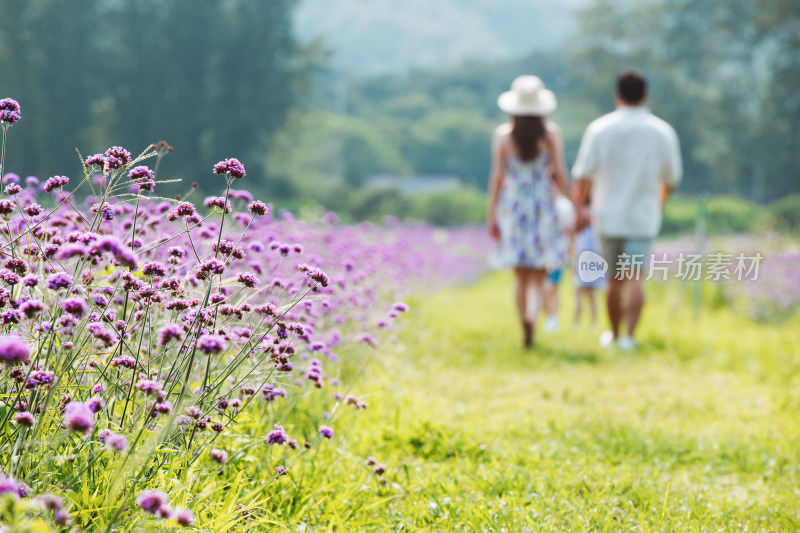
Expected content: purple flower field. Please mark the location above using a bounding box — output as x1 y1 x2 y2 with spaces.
0 99 493 530
653 235 800 319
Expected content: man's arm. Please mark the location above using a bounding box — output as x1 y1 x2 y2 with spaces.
571 123 597 232
660 183 674 210
660 125 682 209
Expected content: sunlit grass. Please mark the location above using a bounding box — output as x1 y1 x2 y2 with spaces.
264 271 800 531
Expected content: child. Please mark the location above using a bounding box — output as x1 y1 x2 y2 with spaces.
574 201 605 326
543 195 576 332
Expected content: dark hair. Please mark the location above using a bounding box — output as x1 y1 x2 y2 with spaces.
511 115 548 162
616 70 647 104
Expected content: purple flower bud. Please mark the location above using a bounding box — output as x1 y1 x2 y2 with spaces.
196 333 227 355
135 489 170 515
210 448 227 463
0 334 31 366
213 158 246 179
43 175 70 192
266 424 289 445
63 402 95 435
14 411 35 427
175 508 195 526
104 146 131 170
0 98 21 125
135 378 163 396
248 201 268 216
106 433 128 453
128 166 154 180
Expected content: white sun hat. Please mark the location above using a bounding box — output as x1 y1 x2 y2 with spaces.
497 75 557 116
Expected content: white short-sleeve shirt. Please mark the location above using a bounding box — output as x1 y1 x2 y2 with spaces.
572 106 682 239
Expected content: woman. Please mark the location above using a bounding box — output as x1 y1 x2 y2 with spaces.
488 75 573 348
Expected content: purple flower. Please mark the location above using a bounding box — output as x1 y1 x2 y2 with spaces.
0 98 21 125
3 258 24 274
86 396 105 413
0 199 15 215
55 243 88 260
111 355 136 369
14 411 35 427
43 175 70 192
25 370 56 390
37 494 63 511
184 406 202 418
136 489 170 515
0 334 31 366
19 297 43 316
197 334 227 355
393 302 409 312
175 202 195 216
47 272 73 290
154 401 173 414
84 154 106 167
266 424 289 445
63 401 95 435
104 146 132 169
90 236 138 269
87 322 117 346
175 508 195 526
106 433 128 453
262 386 287 402
213 158 246 179
248 201 268 217
135 378 163 396
304 267 329 288
168 246 187 258
158 324 183 346
203 196 232 213
210 448 227 464
197 259 225 279
0 308 21 324
62 297 87 317
141 261 167 278
0 473 25 498
237 272 258 288
5 183 21 195
128 166 154 180
23 203 42 216
319 425 334 439
91 202 115 221
0 269 19 285
131 178 155 193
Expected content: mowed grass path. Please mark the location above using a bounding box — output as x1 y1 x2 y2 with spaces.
275 272 800 532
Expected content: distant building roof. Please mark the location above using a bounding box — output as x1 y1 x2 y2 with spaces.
366 174 461 195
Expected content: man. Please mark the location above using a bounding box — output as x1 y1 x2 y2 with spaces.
572 70 682 350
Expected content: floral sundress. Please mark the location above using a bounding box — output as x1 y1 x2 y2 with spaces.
493 154 569 270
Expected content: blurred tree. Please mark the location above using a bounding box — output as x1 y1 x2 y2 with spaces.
568 0 800 201
0 0 315 194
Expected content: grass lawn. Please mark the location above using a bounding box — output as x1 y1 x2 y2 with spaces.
267 272 800 532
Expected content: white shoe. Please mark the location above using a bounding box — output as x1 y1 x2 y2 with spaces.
599 330 614 348
544 316 559 333
617 336 637 351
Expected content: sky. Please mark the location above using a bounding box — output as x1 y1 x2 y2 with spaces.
294 0 588 74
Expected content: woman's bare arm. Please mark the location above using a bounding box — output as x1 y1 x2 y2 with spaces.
547 123 571 198
487 127 506 240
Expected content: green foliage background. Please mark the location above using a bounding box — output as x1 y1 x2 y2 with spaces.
1 0 798 227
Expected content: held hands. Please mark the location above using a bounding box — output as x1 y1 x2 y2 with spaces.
575 206 591 232
488 214 501 241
